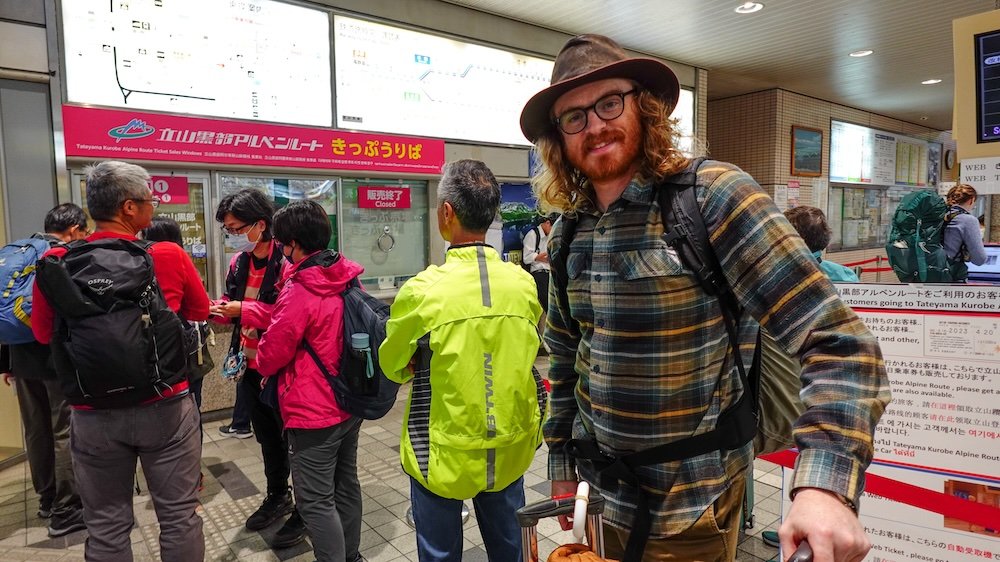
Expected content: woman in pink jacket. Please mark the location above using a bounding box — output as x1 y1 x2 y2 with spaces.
255 200 366 562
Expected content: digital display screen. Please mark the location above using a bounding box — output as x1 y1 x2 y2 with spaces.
975 29 1000 143
61 0 332 127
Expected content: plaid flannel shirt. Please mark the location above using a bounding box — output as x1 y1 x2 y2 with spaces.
543 160 890 536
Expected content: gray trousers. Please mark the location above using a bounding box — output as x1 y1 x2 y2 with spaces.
71 393 204 562
14 377 79 517
287 418 363 562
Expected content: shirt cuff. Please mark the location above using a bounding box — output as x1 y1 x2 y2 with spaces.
790 447 866 507
547 450 578 482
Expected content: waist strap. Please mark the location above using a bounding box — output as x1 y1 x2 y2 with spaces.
567 390 755 562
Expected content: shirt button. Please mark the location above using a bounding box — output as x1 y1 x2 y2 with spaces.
598 227 606 235
597 319 605 328
595 274 602 282
593 365 600 373
595 410 603 418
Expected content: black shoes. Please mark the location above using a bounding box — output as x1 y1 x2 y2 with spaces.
48 510 87 537
245 490 294 531
271 509 306 549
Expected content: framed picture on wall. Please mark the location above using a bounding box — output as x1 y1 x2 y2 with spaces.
791 125 823 177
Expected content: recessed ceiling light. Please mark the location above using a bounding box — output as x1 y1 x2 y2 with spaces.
921 79 942 85
734 2 764 14
849 49 874 57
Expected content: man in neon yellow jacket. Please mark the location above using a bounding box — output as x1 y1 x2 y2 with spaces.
380 159 546 562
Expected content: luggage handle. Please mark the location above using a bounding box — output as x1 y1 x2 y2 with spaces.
518 493 606 562
516 492 605 527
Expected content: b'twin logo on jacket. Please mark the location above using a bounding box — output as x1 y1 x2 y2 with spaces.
87 278 114 295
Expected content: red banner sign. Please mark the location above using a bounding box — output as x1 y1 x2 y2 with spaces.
358 185 411 209
62 105 445 175
149 176 189 205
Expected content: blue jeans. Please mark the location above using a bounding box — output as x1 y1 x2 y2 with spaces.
410 476 525 562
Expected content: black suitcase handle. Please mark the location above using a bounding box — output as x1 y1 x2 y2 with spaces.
516 492 605 527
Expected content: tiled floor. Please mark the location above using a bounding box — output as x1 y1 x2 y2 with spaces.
0 357 785 562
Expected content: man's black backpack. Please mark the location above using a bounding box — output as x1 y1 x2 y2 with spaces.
35 238 189 408
551 158 772 562
298 251 399 420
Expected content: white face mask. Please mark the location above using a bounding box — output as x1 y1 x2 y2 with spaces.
225 224 261 253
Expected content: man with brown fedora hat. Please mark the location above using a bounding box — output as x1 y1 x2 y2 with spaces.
521 34 890 562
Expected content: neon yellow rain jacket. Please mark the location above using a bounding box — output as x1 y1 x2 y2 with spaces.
379 243 546 500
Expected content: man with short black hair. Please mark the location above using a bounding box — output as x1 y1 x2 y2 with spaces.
521 34 890 561
32 160 209 561
380 159 546 562
1 203 88 537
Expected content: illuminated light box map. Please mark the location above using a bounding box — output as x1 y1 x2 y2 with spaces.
334 15 554 146
62 0 331 127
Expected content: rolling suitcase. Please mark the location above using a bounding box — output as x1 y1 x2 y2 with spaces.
517 491 609 562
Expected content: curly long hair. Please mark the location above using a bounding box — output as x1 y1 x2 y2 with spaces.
531 89 691 214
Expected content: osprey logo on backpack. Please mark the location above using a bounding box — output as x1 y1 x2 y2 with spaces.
0 238 54 345
87 278 115 295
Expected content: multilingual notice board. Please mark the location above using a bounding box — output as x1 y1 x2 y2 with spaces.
778 284 1000 562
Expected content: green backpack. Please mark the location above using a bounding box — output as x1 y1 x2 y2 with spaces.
886 190 958 283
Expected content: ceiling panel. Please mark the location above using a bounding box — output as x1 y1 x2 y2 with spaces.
442 0 996 130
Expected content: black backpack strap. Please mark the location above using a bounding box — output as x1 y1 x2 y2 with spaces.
303 340 332 378
550 214 580 340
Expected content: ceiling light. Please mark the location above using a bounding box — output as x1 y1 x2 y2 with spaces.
734 2 764 14
921 79 942 85
849 49 874 57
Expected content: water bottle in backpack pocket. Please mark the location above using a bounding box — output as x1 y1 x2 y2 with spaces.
343 332 377 396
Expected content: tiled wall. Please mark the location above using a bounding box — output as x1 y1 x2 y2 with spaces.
707 89 963 283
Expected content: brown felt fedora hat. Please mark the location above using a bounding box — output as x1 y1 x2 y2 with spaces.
520 34 679 143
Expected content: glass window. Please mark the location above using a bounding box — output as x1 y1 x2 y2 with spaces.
339 179 429 291
217 174 339 268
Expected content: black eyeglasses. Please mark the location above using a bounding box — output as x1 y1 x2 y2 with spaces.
129 198 160 208
220 222 253 235
553 90 636 135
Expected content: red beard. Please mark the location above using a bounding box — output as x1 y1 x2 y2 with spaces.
568 124 642 185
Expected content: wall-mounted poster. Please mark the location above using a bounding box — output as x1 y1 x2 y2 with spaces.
61 0 332 126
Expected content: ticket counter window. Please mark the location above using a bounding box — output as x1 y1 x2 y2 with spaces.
339 179 429 292
216 174 339 279
73 171 212 290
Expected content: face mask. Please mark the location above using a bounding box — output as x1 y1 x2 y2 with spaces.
225 223 261 253
281 243 296 264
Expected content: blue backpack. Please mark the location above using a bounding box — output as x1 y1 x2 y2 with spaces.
0 237 52 345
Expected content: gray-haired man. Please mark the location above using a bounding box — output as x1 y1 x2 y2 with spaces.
32 161 210 561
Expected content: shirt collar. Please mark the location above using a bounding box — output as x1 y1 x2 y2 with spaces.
579 174 653 216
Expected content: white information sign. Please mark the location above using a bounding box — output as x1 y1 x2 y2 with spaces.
961 157 1000 194
61 0 332 126
777 283 1000 562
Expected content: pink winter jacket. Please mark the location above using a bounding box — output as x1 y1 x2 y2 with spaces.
253 251 365 430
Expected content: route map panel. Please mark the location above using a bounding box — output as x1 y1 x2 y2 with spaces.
334 15 554 146
62 0 331 127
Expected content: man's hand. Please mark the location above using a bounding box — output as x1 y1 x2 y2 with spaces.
551 479 579 531
536 251 549 264
780 488 870 562
2 373 12 386
210 301 242 319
